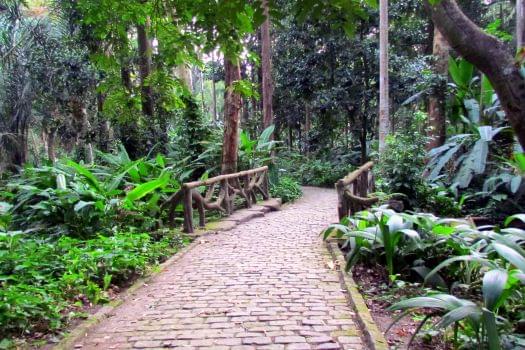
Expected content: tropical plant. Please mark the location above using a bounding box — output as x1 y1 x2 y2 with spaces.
239 125 279 169
387 214 525 349
323 207 421 277
270 176 302 203
426 125 508 191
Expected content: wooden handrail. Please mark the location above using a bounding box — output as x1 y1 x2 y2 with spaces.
162 166 270 233
335 162 376 220
336 161 374 187
183 166 268 189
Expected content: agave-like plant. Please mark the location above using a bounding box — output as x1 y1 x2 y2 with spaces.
389 269 511 349
389 216 525 349
323 207 420 276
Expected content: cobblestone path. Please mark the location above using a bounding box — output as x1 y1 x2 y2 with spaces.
76 187 365 350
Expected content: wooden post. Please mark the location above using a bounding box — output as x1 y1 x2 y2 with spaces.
262 170 270 200
196 191 206 227
183 187 194 233
242 175 252 208
336 181 348 220
221 179 232 215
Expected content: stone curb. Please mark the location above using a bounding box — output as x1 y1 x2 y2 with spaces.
53 198 282 350
326 241 389 350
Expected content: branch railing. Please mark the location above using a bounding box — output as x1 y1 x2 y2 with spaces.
161 166 270 233
335 161 377 220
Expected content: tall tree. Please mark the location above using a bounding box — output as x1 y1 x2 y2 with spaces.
221 58 242 174
427 27 450 150
136 17 154 117
425 0 525 149
261 0 274 131
518 0 525 48
378 0 390 152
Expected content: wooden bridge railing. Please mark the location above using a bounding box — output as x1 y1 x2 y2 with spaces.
335 161 378 220
162 166 270 233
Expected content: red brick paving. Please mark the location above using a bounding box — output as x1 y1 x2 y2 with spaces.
74 187 365 350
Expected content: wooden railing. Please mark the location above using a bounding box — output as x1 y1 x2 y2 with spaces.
162 166 270 233
335 161 377 220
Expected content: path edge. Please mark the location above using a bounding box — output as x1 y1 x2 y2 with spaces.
326 241 389 350
53 198 282 350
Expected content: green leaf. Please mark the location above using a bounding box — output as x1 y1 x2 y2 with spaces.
511 176 522 193
74 201 95 212
125 173 170 203
481 75 494 107
482 269 508 311
67 160 102 192
482 310 501 350
492 243 525 272
505 214 525 227
436 304 481 329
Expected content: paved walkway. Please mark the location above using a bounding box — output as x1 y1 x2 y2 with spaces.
76 187 365 350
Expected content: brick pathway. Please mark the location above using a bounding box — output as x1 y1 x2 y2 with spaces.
75 187 365 350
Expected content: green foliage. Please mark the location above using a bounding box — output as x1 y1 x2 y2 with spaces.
0 230 186 339
376 111 427 207
239 125 279 169
325 208 420 277
277 151 355 187
325 207 525 349
270 176 302 203
1 149 184 238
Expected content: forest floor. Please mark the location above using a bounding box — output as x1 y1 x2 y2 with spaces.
352 264 450 350
66 187 366 349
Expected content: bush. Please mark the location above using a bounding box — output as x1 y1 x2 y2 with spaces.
325 208 525 349
0 230 186 340
276 152 354 187
270 176 302 203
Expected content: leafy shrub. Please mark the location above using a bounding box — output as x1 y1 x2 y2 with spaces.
0 230 186 339
325 208 525 349
376 111 427 208
276 152 354 187
270 176 302 203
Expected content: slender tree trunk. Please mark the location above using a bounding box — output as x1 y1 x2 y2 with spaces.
425 0 525 149
361 27 371 164
518 0 525 48
211 51 217 122
200 68 206 113
47 128 57 163
305 103 311 156
221 58 242 174
427 27 450 150
261 0 274 132
137 18 154 117
378 0 390 152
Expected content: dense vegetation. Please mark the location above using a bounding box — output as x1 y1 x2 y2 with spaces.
1 0 525 348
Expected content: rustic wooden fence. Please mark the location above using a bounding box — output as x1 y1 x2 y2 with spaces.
161 166 270 233
335 161 378 220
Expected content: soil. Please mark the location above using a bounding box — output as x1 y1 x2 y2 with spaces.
352 263 451 350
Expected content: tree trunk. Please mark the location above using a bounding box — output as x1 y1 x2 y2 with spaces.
378 0 390 152
211 51 217 122
221 58 242 174
305 103 311 155
427 27 450 150
137 19 154 117
261 0 274 132
425 0 525 149
518 0 525 48
47 128 57 163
